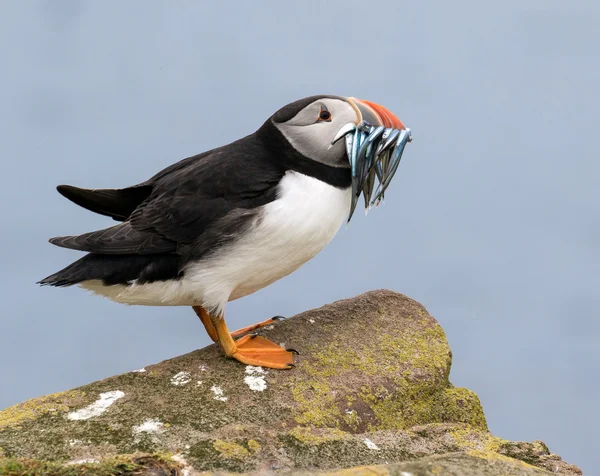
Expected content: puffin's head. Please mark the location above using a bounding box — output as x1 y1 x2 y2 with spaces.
267 95 412 221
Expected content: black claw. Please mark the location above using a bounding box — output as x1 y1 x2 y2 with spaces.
271 315 286 321
287 348 300 355
286 363 296 369
249 333 259 339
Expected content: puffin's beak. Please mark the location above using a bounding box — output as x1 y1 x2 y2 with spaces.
331 97 413 222
350 98 406 130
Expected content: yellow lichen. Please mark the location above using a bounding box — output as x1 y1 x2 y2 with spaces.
323 465 391 475
213 440 249 459
0 390 86 429
448 425 503 451
467 449 539 469
288 426 347 446
247 439 261 453
289 317 460 430
290 379 342 427
355 385 487 432
342 408 360 428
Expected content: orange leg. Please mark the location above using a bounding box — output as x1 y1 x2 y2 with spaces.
192 306 283 342
193 305 219 342
193 306 294 369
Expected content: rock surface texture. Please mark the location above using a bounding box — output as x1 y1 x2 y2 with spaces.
0 290 582 475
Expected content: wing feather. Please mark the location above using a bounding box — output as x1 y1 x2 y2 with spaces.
49 135 284 256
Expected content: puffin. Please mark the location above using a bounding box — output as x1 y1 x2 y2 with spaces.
39 95 411 369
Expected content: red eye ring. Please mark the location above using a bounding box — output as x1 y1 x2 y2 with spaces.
318 108 331 122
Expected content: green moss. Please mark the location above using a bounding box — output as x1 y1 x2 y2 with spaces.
0 391 86 429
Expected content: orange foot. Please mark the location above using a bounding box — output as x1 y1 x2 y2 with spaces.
192 306 296 370
193 306 284 342
230 335 295 369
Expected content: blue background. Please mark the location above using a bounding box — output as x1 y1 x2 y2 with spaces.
1 1 598 472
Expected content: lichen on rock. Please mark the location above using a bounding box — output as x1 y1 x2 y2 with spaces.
0 290 582 475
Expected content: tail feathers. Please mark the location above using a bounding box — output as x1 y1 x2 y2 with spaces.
57 184 152 221
38 253 180 287
47 222 174 255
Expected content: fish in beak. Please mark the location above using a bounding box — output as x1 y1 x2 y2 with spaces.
331 97 413 222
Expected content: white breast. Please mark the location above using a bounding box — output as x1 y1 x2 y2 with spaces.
81 171 351 313
188 171 351 313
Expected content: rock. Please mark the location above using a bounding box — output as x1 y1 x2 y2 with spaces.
0 290 582 475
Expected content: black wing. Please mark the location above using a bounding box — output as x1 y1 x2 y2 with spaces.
56 185 152 221
49 134 285 257
54 146 216 221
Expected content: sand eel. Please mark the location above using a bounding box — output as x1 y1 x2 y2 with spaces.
39 95 412 369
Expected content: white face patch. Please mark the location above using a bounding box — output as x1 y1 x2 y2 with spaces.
244 365 268 391
211 385 228 402
67 390 125 421
274 97 358 167
170 371 191 386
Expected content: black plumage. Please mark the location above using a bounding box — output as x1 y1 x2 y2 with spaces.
56 184 152 221
39 97 351 288
42 253 180 287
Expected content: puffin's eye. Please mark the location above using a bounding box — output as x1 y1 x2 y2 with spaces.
317 107 331 122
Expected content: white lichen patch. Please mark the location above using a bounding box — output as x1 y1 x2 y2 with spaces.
133 418 165 442
364 438 380 450
199 364 207 371
400 472 414 476
67 391 125 421
244 366 268 391
211 385 228 401
309 319 315 324
132 367 146 373
196 380 203 386
265 325 275 330
170 371 191 386
246 365 266 374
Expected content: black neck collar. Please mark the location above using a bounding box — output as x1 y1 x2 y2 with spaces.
256 120 351 189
